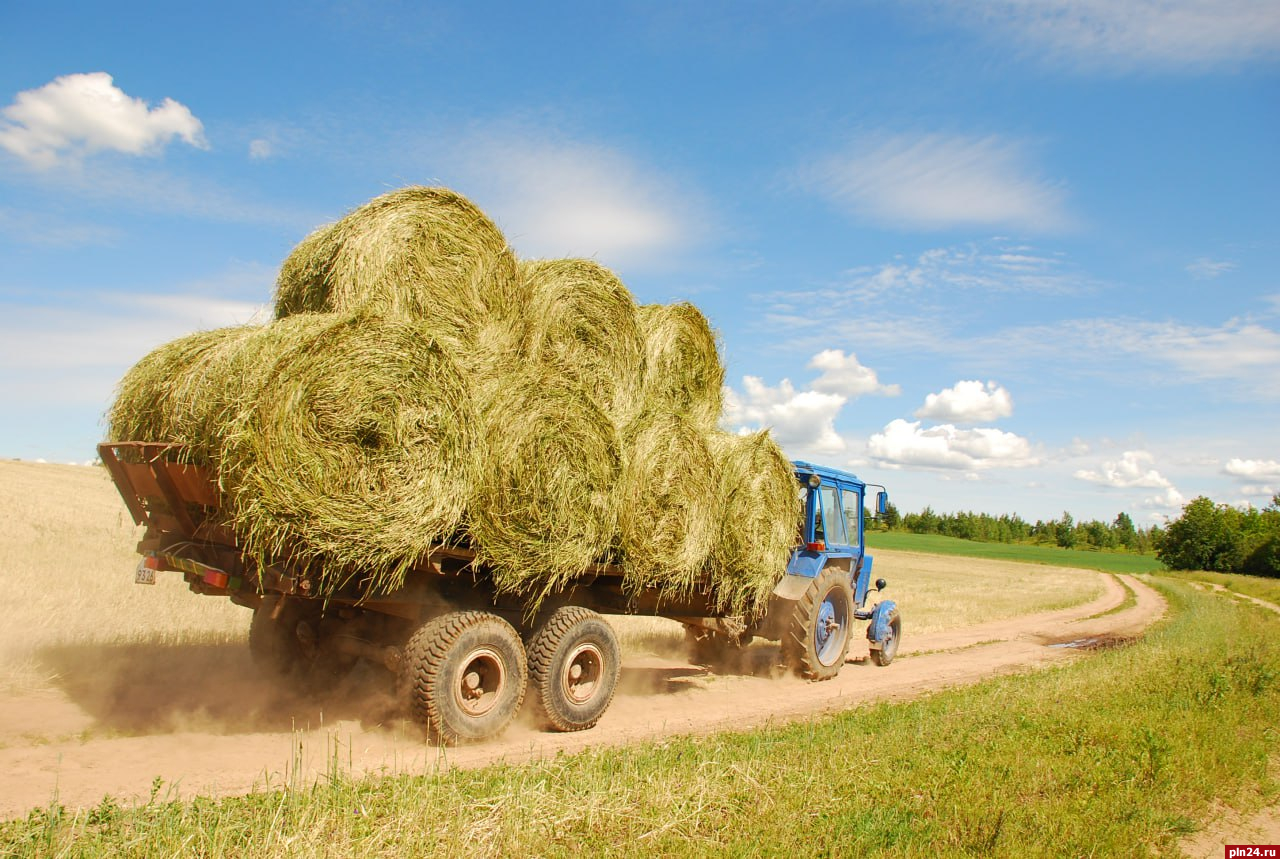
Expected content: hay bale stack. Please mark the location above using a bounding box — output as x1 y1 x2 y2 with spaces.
636 302 724 430
616 410 718 597
220 314 478 596
108 323 303 464
470 375 622 609
706 431 801 617
520 258 644 423
274 187 524 343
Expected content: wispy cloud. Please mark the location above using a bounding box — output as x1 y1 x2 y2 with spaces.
794 133 1070 232
0 72 206 170
0 207 122 247
936 0 1280 71
1187 257 1237 279
438 124 707 268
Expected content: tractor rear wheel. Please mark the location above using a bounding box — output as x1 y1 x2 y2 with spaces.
781 567 854 680
526 607 620 732
402 611 527 744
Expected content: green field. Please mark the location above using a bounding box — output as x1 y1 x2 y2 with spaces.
867 530 1164 574
5 578 1278 856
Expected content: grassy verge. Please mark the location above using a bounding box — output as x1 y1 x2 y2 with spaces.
867 531 1163 574
1160 569 1280 607
1078 573 1138 621
5 579 1277 857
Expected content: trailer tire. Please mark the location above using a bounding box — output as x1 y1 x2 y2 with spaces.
781 567 854 680
402 611 527 745
248 596 306 677
869 608 901 667
526 607 620 732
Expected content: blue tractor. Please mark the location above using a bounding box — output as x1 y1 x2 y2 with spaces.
763 461 900 679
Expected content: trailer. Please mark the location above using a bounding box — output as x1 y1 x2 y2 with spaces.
99 442 899 744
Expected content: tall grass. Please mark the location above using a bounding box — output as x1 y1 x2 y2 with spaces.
7 579 1276 856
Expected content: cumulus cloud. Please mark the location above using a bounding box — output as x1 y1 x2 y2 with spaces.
443 127 703 267
866 418 1038 470
0 72 206 169
1224 458 1280 479
943 0 1280 70
722 377 846 454
808 349 900 397
1075 450 1176 490
795 133 1069 232
1141 486 1187 510
915 380 1013 423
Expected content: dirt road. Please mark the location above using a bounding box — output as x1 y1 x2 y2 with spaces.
0 565 1163 819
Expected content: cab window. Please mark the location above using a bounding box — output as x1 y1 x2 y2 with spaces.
841 488 862 549
818 485 848 546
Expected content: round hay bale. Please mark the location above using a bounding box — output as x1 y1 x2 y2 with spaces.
637 302 724 429
706 430 800 617
470 375 622 610
108 324 278 463
521 258 645 423
221 313 479 597
616 411 718 597
273 187 524 341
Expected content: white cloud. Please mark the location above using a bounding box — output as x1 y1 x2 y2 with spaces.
1074 450 1174 489
1224 458 1280 479
444 127 703 267
1240 484 1278 498
795 133 1069 232
0 72 206 169
949 0 1280 70
722 377 846 454
248 138 273 160
915 380 1013 423
808 349 900 398
866 418 1038 470
1187 257 1236 279
1141 486 1187 510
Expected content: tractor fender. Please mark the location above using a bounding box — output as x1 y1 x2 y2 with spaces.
772 573 816 602
867 600 899 647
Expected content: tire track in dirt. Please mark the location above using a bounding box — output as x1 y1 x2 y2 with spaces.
0 568 1164 819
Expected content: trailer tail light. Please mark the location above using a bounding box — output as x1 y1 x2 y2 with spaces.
202 569 230 588
805 541 826 552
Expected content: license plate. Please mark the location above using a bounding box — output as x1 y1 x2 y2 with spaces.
135 560 156 585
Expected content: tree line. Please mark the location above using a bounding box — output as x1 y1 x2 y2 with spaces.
870 494 1280 577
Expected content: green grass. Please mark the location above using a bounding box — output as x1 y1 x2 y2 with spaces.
1160 569 1280 607
867 531 1163 575
5 579 1277 857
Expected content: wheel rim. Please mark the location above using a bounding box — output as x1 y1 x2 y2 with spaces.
453 647 506 717
882 618 900 659
560 642 603 705
814 588 850 667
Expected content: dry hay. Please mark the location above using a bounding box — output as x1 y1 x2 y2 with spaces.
273 187 524 345
108 323 295 464
470 374 622 610
520 258 645 423
636 302 724 429
706 430 800 617
219 313 478 597
616 410 718 598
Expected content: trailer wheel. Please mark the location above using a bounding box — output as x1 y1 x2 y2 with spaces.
782 567 854 680
526 607 620 732
869 608 901 667
402 611 527 745
248 596 307 677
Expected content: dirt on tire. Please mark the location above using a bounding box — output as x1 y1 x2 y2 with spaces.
0 558 1165 820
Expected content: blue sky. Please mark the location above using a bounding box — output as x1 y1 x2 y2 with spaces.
1 1 1277 524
